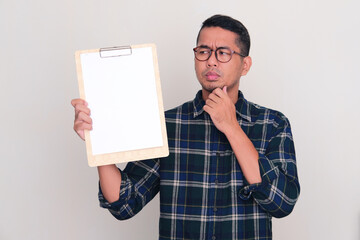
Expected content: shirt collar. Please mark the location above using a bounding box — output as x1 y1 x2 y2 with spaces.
192 90 252 122
193 90 206 118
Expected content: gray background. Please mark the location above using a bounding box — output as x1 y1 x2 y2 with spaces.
1 0 359 239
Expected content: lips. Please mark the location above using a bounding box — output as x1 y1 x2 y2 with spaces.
205 71 220 81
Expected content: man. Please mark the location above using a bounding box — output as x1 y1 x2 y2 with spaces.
72 15 300 240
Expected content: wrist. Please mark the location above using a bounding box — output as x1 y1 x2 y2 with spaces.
223 120 243 139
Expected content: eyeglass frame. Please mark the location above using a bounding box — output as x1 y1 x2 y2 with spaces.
193 46 247 63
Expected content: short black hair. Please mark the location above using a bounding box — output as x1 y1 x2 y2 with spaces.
196 14 251 56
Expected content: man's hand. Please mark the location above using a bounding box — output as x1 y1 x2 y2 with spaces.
204 87 261 184
71 99 121 201
203 87 238 134
71 99 92 140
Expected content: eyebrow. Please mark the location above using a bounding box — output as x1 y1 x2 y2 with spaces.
198 44 211 48
197 44 230 50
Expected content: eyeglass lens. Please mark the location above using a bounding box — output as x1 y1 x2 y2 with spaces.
194 47 233 63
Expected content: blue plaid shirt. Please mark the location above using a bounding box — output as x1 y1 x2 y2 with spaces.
99 90 300 240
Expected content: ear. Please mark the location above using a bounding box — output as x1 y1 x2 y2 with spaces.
240 56 252 76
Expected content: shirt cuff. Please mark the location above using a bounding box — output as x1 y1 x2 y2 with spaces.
98 169 129 210
238 153 279 200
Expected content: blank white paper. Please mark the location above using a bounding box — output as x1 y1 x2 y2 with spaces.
80 47 163 155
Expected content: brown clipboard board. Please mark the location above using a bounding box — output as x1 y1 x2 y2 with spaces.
75 44 169 167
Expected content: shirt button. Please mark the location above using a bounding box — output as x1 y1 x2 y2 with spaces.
214 207 218 212
212 235 216 240
215 179 219 185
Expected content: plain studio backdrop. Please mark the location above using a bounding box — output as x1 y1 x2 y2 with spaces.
1 1 359 239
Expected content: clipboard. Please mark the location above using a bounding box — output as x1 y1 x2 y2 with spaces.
75 44 169 167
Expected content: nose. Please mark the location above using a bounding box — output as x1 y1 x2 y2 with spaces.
207 51 218 67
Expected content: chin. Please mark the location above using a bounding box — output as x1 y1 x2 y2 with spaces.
201 83 224 93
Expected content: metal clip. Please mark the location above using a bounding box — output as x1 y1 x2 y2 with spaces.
99 46 132 58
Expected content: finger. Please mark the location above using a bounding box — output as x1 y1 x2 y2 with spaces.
211 87 231 104
74 128 85 141
74 122 92 140
74 104 91 117
75 111 93 124
74 121 93 131
205 98 219 109
71 98 87 107
207 92 222 103
203 105 215 115
78 131 85 141
211 88 226 98
72 99 90 118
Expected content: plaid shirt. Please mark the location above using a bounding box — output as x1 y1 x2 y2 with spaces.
99 90 300 240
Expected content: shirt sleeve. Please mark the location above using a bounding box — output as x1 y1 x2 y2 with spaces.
98 158 160 220
238 115 300 218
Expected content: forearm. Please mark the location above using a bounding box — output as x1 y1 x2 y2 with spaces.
98 160 161 220
237 117 300 218
240 156 300 218
224 124 261 184
226 126 299 218
97 164 122 203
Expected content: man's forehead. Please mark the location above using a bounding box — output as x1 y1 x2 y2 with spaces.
197 27 239 48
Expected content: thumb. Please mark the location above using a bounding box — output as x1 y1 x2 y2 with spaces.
223 86 227 94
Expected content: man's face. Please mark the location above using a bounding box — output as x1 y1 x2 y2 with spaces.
195 27 250 98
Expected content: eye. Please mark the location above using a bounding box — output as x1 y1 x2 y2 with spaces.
218 49 231 56
198 48 210 55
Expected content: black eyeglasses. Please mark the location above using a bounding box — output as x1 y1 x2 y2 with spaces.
193 46 247 63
